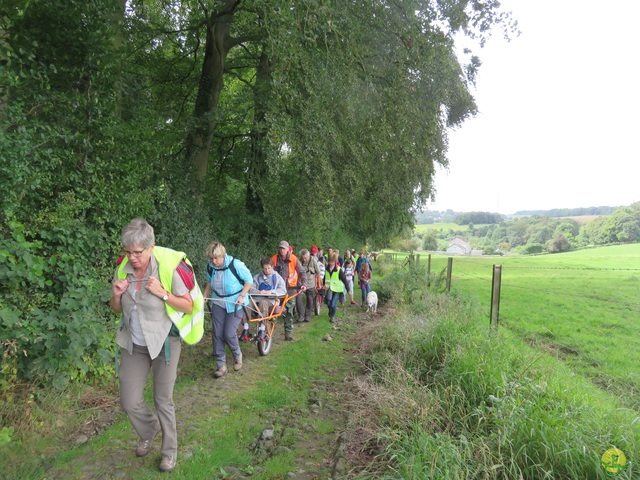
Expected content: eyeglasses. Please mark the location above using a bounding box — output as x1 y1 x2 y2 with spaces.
124 247 148 257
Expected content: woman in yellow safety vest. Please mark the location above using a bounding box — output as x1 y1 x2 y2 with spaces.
110 218 199 473
323 251 348 323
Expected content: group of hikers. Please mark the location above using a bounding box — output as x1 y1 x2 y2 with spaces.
109 218 373 472
202 240 374 375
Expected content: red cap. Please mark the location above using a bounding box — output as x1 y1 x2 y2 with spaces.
310 245 318 255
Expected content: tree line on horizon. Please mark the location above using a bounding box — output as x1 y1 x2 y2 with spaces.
403 202 640 254
415 205 618 225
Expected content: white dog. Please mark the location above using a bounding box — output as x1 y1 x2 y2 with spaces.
366 291 378 314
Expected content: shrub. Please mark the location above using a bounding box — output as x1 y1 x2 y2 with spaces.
0 219 116 390
524 243 544 254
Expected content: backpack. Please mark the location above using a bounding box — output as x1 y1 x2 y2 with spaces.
176 259 196 290
257 274 278 292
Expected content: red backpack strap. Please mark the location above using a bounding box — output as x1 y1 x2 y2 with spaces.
116 254 125 265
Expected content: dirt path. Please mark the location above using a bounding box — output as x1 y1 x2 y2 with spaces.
41 305 376 479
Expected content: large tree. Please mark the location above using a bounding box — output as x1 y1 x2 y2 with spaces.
130 0 514 244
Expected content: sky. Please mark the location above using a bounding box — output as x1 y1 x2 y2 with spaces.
427 0 640 215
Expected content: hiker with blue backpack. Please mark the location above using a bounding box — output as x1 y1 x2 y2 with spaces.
110 218 204 473
203 241 253 379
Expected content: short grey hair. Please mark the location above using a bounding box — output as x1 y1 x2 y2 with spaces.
299 248 309 258
121 218 154 248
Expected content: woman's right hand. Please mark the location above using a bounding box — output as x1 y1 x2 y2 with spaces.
112 278 129 297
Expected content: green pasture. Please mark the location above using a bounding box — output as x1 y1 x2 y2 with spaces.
381 245 640 407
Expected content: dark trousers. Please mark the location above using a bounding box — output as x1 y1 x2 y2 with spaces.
327 290 340 319
211 303 243 369
360 283 371 304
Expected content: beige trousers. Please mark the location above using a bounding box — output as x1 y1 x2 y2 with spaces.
119 337 181 458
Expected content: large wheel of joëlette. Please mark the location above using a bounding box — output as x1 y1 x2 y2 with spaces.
257 332 272 356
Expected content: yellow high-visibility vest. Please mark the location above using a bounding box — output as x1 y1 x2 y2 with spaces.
117 246 204 345
326 267 345 293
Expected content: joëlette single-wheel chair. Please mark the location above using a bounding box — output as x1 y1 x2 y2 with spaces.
243 291 303 355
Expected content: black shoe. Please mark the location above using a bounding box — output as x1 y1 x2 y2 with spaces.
239 329 252 342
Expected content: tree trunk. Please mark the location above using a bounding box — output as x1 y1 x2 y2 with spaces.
245 47 270 218
186 4 238 180
108 0 126 118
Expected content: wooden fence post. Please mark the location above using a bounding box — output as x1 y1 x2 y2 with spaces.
490 265 502 332
446 257 453 292
427 254 432 287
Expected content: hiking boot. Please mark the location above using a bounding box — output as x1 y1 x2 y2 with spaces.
159 455 176 472
135 425 161 457
213 364 227 378
234 352 243 371
284 333 294 341
329 317 335 323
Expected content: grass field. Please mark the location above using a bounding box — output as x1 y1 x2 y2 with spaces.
381 245 640 408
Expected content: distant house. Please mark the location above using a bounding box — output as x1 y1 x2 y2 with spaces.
446 237 483 256
447 237 471 255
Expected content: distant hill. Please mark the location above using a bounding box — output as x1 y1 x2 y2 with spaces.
416 206 619 225
513 206 617 217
